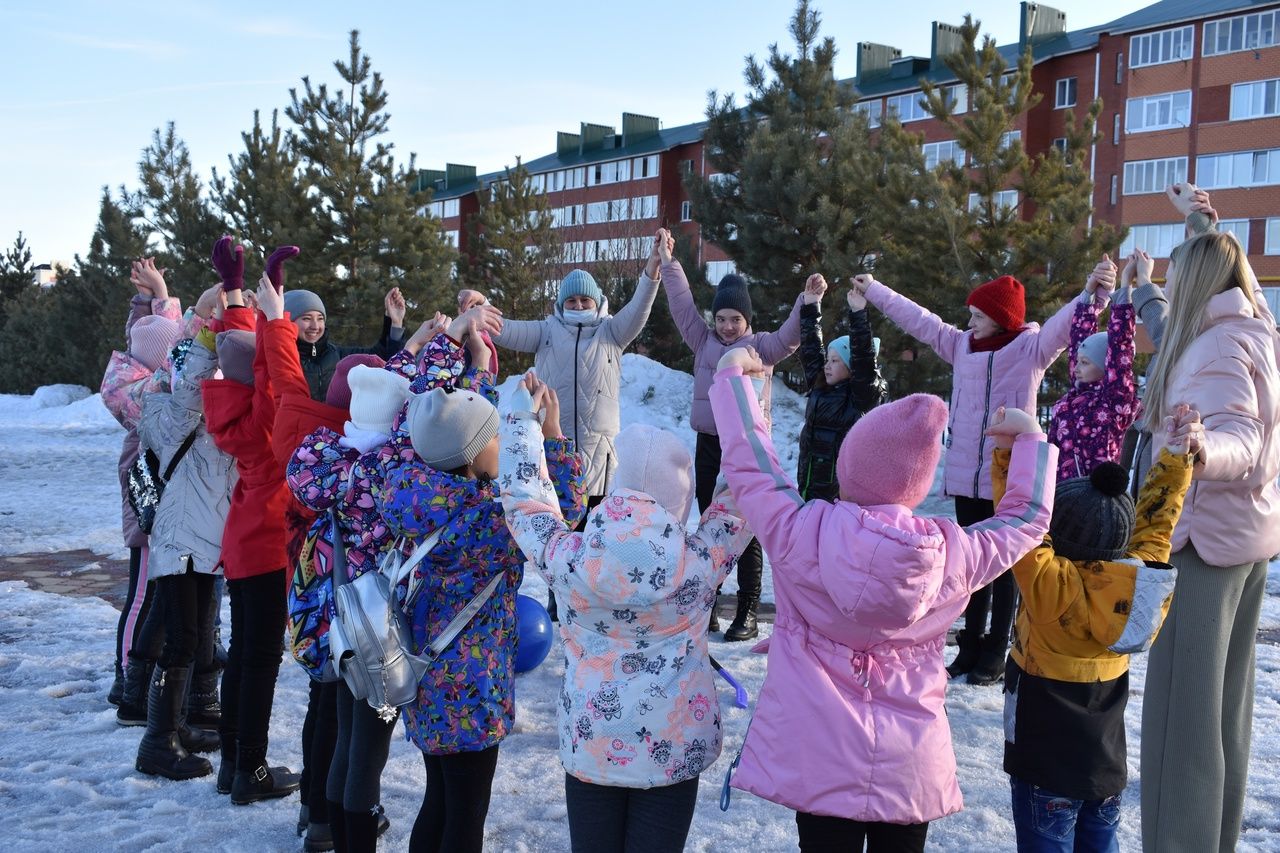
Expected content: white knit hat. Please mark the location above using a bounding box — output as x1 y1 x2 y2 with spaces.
346 365 409 434
407 387 499 470
613 424 694 523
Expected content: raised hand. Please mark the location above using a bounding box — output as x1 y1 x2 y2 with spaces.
656 228 673 264
847 286 867 311
851 274 880 295
716 345 765 375
1165 183 1198 217
211 236 245 293
1085 254 1117 297
457 289 486 314
256 273 285 321
265 245 300 291
1134 249 1155 286
803 274 828 305
448 303 503 340
131 258 168 299
384 287 407 327
193 283 221 320
465 317 490 367
984 406 1043 450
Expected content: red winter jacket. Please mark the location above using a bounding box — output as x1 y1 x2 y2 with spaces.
202 308 291 580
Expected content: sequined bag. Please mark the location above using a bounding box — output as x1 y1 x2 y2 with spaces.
127 429 199 535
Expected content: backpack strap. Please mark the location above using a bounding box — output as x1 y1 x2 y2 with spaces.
161 427 201 483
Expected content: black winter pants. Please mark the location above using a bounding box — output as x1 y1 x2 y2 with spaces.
564 773 699 853
328 680 395 812
300 679 339 824
219 570 286 753
409 746 500 853
796 812 929 853
695 432 762 601
155 567 216 670
954 496 1018 642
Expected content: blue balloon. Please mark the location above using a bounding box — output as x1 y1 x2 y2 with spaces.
514 593 554 673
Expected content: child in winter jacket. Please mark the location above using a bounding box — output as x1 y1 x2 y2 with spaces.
710 346 1056 853
797 273 887 501
1048 284 1139 481
376 362 586 853
998 405 1197 852
499 374 754 853
660 237 802 641
852 261 1115 685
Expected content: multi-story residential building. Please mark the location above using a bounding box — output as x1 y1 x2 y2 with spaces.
419 0 1280 310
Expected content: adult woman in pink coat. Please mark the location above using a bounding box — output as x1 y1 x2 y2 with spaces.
1137 228 1280 853
710 346 1056 852
851 261 1113 684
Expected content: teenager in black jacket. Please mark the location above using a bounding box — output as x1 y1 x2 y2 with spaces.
797 274 888 501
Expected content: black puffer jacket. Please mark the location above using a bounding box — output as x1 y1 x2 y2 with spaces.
797 301 887 501
298 315 403 401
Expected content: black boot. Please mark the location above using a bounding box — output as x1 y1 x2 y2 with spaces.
187 667 221 729
708 593 722 634
375 803 389 838
117 658 154 726
297 804 311 838
946 629 982 678
178 710 219 754
345 806 383 853
546 590 559 623
216 731 236 794
724 597 759 642
108 661 124 706
304 817 335 853
214 627 229 671
136 666 213 780
230 744 301 805
967 634 1009 685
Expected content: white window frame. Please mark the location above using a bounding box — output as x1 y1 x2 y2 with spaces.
1000 130 1022 150
1123 157 1189 195
1130 26 1194 68
1119 223 1185 258
1113 113 1121 144
706 260 738 284
1230 78 1280 121
1204 9 1280 57
854 99 883 128
1055 77 1078 109
1197 148 1280 189
922 140 965 169
1126 90 1192 133
1110 174 1118 205
946 84 968 115
680 200 692 222
1266 218 1280 255
968 190 1019 212
1218 218 1251 248
887 91 930 123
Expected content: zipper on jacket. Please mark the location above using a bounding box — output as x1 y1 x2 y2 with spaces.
974 352 995 497
573 325 583 448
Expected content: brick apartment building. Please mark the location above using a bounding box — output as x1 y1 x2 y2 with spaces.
418 0 1280 308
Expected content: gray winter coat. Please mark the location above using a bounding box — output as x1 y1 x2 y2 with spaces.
137 342 236 578
492 273 660 496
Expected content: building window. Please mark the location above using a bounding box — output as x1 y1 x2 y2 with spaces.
968 190 1019 212
1231 78 1280 120
1116 52 1124 85
1124 157 1189 194
426 198 461 219
922 140 965 169
1218 218 1251 248
1000 130 1022 150
1130 26 1194 68
1110 174 1118 205
887 91 930 123
632 155 660 179
1119 223 1185 258
680 200 692 222
706 260 738 284
1052 137 1069 153
1055 77 1078 109
1126 90 1192 132
1198 148 1280 189
680 159 695 175
1113 113 1121 144
444 230 459 247
1205 9 1280 57
854 99 883 128
1266 218 1280 254
946 84 968 115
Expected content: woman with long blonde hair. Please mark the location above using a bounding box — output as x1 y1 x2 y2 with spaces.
1136 228 1280 853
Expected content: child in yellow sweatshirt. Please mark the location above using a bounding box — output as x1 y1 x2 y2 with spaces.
989 404 1198 852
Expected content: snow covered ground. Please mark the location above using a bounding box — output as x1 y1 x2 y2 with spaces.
0 357 1277 852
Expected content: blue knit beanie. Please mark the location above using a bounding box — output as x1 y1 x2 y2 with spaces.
1078 332 1108 373
828 336 852 370
283 289 326 319
557 269 603 310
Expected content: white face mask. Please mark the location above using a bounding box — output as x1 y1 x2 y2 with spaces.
562 309 596 325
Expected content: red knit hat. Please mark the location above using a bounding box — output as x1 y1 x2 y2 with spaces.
966 275 1026 331
836 393 947 508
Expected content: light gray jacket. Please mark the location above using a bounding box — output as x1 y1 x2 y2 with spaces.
492 273 660 495
138 343 236 578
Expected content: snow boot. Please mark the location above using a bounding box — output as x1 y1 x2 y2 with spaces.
967 634 1009 685
304 817 335 853
230 744 301 805
724 596 759 642
708 593 722 634
136 666 213 780
946 629 982 678
108 661 124 706
216 731 236 794
116 658 154 726
187 667 221 729
297 804 311 838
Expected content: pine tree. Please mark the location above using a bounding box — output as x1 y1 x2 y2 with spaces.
456 160 562 374
0 232 34 328
126 123 225 301
286 30 455 341
686 0 882 332
872 16 1121 397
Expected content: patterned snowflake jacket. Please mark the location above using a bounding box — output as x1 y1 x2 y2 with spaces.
376 395 586 756
1048 299 1139 481
498 405 753 788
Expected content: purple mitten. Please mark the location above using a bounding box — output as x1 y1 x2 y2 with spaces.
211 235 245 292
266 245 301 291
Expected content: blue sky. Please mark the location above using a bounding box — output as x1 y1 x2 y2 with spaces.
2 0 1150 264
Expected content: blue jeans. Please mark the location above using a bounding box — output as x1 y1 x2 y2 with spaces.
1010 777 1120 852
564 774 699 853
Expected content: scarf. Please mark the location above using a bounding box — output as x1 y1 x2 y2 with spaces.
969 327 1025 353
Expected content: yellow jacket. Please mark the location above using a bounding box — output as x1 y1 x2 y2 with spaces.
991 447 1193 683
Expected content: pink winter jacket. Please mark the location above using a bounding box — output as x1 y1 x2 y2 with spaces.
710 367 1057 823
1156 287 1280 567
865 280 1086 500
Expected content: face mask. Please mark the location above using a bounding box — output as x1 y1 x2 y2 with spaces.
562 309 596 325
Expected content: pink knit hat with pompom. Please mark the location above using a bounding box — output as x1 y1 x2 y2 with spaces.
836 394 948 508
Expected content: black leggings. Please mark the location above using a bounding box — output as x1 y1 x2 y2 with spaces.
114 546 151 668
219 570 286 752
300 680 339 823
564 773 699 853
155 568 216 670
954 496 1018 642
328 680 396 812
409 746 500 853
695 432 762 600
795 812 929 853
